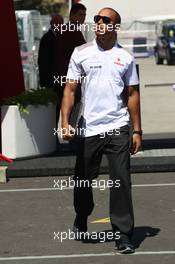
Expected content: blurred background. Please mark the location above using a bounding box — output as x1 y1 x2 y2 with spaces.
1 0 175 136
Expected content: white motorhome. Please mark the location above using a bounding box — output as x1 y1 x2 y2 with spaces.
80 0 175 23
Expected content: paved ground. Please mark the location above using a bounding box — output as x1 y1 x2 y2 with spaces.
137 57 175 134
0 172 175 263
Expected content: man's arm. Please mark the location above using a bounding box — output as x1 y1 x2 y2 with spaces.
127 85 142 154
61 80 78 140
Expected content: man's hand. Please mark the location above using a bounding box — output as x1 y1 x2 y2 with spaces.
61 123 75 141
130 134 142 155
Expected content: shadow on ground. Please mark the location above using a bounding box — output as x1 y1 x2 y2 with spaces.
76 226 160 248
132 226 160 248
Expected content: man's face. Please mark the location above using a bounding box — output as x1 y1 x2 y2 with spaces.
71 9 86 25
94 9 118 37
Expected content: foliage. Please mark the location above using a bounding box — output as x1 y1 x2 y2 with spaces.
4 88 58 113
39 0 62 14
14 0 42 11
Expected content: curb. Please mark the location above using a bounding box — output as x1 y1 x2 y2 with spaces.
5 156 175 178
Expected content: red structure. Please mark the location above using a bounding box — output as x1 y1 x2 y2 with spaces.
0 0 25 104
0 154 13 163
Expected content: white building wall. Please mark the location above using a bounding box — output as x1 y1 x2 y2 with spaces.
81 0 175 22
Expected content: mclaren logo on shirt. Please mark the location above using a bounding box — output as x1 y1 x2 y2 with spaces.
114 58 124 66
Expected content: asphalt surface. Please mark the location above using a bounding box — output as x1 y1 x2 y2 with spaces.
137 57 175 134
0 172 175 263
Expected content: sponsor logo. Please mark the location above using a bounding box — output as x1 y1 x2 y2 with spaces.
114 58 124 66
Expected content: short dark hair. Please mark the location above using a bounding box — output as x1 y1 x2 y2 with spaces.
70 3 86 16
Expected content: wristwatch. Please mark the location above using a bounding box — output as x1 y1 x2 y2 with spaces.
133 130 143 136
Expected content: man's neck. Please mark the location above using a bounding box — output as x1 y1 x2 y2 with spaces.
96 34 117 50
50 28 56 36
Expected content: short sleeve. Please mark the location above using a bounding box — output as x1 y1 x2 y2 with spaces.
66 48 82 81
123 58 139 86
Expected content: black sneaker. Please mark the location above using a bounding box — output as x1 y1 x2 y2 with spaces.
72 215 88 241
115 235 135 254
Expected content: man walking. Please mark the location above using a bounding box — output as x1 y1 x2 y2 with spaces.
61 7 142 254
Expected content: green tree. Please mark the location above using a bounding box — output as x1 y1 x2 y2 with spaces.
14 0 42 10
39 0 62 14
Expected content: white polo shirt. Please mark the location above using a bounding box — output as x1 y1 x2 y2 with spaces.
67 39 139 137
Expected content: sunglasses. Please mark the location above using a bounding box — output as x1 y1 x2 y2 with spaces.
94 15 111 24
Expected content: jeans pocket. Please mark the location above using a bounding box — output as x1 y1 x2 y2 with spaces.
119 125 129 134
